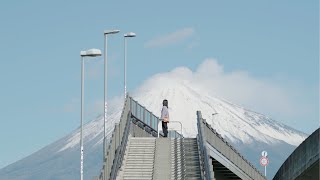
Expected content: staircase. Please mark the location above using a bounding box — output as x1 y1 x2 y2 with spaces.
183 138 202 180
117 137 156 180
116 137 202 180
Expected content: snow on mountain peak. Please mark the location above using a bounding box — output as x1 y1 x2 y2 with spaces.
58 98 124 152
131 64 307 146
59 59 307 153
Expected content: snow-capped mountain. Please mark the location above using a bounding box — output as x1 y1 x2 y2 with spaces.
0 62 308 179
130 75 307 178
133 74 306 146
0 96 125 180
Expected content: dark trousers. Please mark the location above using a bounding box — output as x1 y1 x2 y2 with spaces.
162 121 168 137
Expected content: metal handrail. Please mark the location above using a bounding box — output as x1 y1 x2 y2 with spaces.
157 120 183 138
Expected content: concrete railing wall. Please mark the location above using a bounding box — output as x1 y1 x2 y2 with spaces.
273 128 319 180
197 111 266 180
197 111 214 180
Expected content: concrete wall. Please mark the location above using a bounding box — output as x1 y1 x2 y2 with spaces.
273 128 319 180
130 121 155 137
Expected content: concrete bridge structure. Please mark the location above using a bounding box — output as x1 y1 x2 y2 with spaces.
93 96 266 180
273 128 319 180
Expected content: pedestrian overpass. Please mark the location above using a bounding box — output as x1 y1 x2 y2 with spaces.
93 96 266 180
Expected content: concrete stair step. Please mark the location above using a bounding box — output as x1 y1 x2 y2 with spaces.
123 178 152 180
123 176 153 179
124 172 153 174
124 167 153 170
123 174 153 176
123 176 153 178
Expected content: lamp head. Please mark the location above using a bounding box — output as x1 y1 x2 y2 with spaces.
80 49 102 57
104 30 120 35
124 32 136 37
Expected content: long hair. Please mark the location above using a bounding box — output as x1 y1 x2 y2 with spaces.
162 99 168 108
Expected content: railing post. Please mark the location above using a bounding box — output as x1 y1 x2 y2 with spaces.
150 113 152 130
135 101 137 117
143 106 146 124
158 121 161 138
130 98 132 113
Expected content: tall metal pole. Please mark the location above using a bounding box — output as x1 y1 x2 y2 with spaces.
103 34 108 160
124 37 127 99
78 48 101 180
80 56 84 180
102 30 119 166
123 32 135 100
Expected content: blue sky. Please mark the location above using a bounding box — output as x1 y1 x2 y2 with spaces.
0 0 318 169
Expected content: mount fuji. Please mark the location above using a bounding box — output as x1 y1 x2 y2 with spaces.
0 60 308 179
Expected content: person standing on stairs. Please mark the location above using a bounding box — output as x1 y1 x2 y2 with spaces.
161 99 169 137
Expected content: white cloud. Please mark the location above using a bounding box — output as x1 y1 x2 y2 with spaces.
193 59 296 116
134 59 318 133
145 27 195 48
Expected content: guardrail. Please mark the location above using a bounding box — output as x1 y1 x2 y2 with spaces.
197 111 213 180
109 111 131 179
130 98 182 138
130 98 159 132
99 95 131 180
197 111 266 180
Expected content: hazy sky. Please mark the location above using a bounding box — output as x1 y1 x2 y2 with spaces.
0 0 318 169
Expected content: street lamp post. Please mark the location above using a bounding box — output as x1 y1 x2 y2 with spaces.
124 32 136 99
103 30 120 161
80 49 102 180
